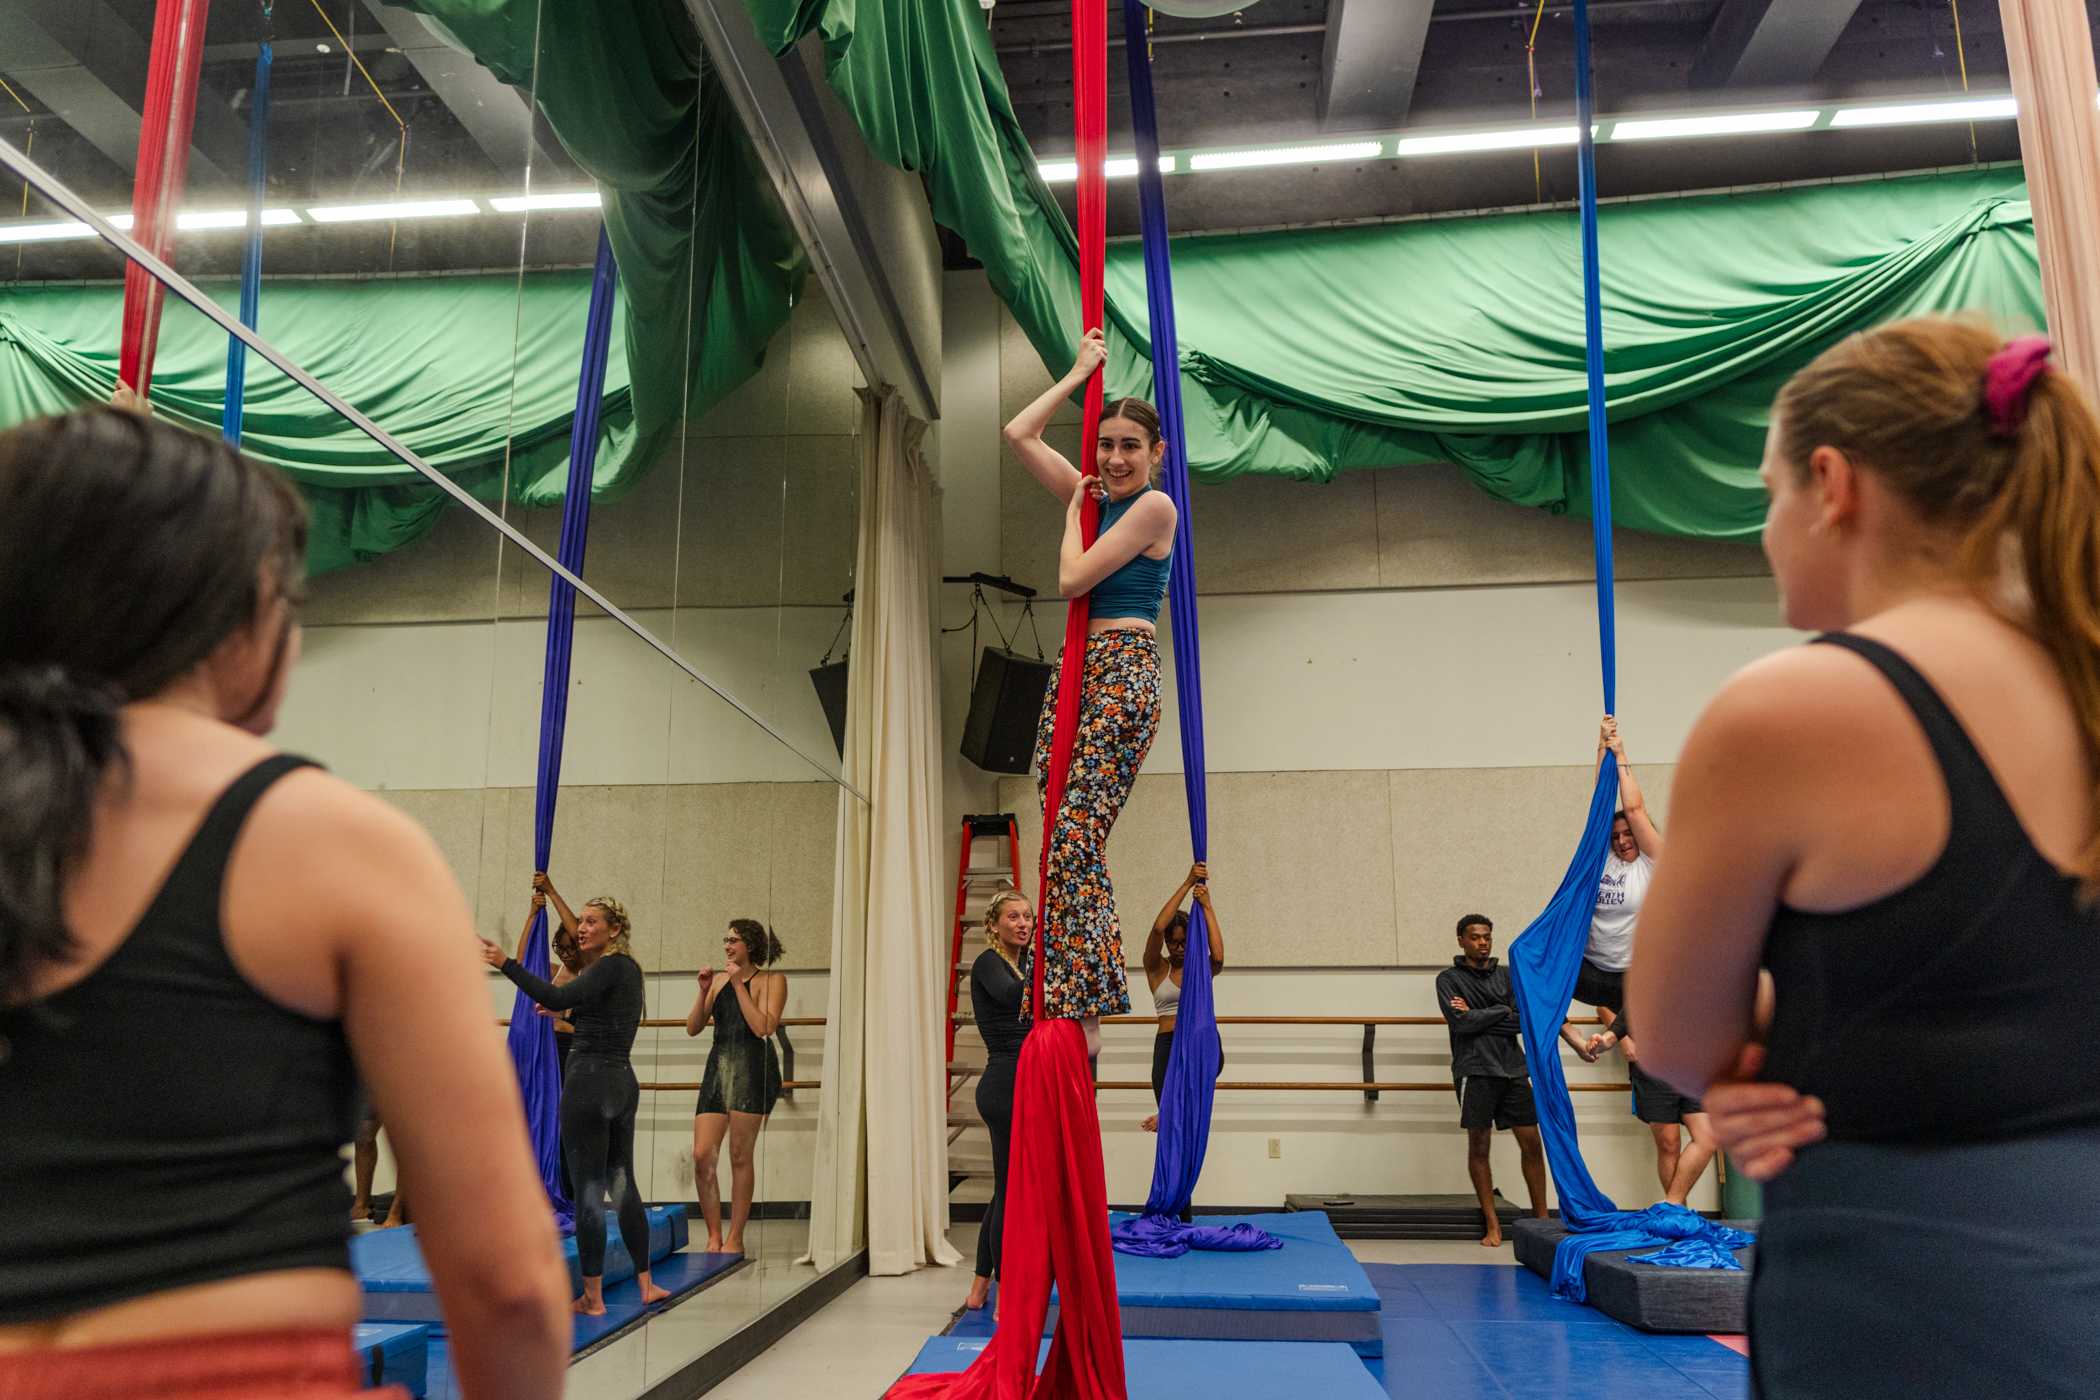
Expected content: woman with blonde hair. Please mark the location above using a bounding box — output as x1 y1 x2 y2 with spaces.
962 889 1033 1311
481 873 666 1317
1630 319 2100 1397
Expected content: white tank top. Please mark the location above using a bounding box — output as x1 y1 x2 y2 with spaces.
1154 973 1182 1016
1587 853 1653 971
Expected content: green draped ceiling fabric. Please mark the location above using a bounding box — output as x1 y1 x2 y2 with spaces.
0 0 2046 565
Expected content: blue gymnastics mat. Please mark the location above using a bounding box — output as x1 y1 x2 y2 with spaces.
1041 1212 1383 1358
352 1322 430 1398
904 1336 1385 1398
1365 1264 1749 1400
355 1205 690 1321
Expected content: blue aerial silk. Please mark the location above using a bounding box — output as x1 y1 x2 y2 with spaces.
1108 0 1278 1262
1505 0 1753 1301
220 13 269 447
504 225 619 1232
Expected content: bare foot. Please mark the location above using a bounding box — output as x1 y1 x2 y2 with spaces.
722 1236 747 1257
704 1236 726 1254
964 1276 991 1311
1140 1114 1159 1133
639 1277 672 1306
572 1295 607 1316
1480 1228 1503 1248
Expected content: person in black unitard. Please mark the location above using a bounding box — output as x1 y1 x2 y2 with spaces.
963 889 1033 1313
686 918 786 1256
481 873 668 1316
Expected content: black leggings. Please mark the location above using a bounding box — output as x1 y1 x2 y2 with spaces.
975 1054 1016 1279
1151 1028 1223 1103
563 1053 650 1280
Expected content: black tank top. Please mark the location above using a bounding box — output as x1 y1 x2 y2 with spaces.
1761 635 2100 1145
0 756 359 1322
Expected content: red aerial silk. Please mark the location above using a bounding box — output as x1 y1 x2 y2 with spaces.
118 0 215 398
884 2 1125 1396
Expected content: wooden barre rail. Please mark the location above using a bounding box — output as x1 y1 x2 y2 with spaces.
497 1016 828 1028
641 1081 821 1092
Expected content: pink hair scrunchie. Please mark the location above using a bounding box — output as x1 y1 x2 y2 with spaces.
1985 336 2054 438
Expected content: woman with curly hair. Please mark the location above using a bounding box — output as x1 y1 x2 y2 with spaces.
480 873 666 1316
686 918 786 1255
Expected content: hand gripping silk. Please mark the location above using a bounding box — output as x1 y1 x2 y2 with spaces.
1505 0 1754 1301
504 228 620 1232
884 4 1125 1395
1106 0 1275 1263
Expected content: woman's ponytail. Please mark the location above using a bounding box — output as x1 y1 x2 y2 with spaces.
0 665 126 997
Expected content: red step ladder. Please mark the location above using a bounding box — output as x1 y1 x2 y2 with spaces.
946 812 1022 1064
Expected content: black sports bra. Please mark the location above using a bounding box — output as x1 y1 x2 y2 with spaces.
1761 635 2100 1144
0 755 360 1321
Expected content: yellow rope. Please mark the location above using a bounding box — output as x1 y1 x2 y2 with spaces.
1527 0 1548 202
0 75 31 114
305 0 406 129
1949 0 1978 162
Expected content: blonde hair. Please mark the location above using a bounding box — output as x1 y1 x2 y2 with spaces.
584 896 633 960
982 888 1031 950
1775 315 2100 895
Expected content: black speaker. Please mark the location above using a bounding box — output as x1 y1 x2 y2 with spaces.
809 661 850 757
961 647 1053 774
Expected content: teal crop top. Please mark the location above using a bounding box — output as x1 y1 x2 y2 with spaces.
1090 487 1172 624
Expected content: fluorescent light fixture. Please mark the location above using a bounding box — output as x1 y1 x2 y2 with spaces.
306 198 481 224
1398 125 1581 156
488 190 604 212
1188 140 1384 171
1829 96 2018 129
1104 155 1176 178
0 220 98 244
175 207 302 230
1612 110 1819 141
1037 160 1078 183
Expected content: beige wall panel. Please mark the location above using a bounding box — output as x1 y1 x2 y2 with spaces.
1388 762 1676 965
498 783 672 969
997 769 1402 971
999 304 1076 427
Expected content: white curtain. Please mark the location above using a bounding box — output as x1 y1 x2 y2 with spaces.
805 385 962 1276
2002 0 2100 397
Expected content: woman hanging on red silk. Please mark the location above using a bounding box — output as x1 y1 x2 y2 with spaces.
883 2 1132 1396
1005 329 1178 1042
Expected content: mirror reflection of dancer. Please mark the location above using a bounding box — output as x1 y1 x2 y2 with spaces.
0 409 569 1398
1003 327 1178 1052
1560 717 1664 1063
963 891 1034 1314
686 919 786 1258
1630 322 2100 1399
1139 863 1225 1135
481 875 669 1317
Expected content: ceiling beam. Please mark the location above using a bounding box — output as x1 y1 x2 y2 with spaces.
0 0 245 185
360 1 554 174
1690 0 1866 89
1317 0 1435 130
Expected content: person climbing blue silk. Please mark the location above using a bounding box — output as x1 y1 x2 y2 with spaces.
1107 0 1277 1263
1504 0 1754 1301
220 12 270 448
504 226 620 1231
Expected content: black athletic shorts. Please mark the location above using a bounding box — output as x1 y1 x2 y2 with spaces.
1572 957 1626 1014
1457 1074 1538 1131
1629 1061 1704 1123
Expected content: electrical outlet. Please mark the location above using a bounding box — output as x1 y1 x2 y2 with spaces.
1267 1137 1282 1159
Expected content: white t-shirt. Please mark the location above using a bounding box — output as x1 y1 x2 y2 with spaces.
1586 853 1653 972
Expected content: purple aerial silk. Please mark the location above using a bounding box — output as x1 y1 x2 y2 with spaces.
1505 0 1753 1300
504 226 619 1232
1108 0 1277 1262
